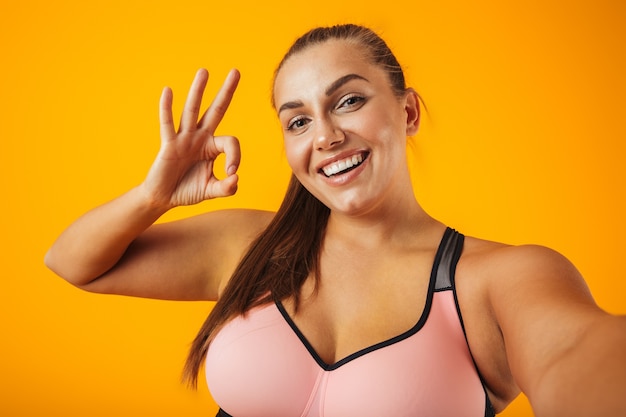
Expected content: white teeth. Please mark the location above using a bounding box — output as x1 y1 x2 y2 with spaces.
322 154 364 177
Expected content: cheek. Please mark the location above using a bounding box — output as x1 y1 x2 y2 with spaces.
356 112 401 145
283 138 311 172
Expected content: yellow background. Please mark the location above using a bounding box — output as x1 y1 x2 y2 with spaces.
1 0 624 415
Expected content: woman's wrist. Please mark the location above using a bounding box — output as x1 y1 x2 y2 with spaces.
134 182 177 216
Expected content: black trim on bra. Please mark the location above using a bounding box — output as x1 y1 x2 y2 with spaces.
434 227 463 291
215 409 232 417
274 227 454 371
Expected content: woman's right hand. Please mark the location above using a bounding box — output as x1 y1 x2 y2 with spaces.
143 68 241 209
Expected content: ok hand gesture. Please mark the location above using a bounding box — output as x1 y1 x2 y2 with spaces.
143 68 241 208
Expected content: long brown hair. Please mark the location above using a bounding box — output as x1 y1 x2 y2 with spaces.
182 23 408 387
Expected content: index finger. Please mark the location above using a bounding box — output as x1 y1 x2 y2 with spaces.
198 69 240 132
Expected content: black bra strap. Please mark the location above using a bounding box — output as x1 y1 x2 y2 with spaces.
434 228 464 291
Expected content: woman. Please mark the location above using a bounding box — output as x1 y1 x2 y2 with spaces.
45 24 626 416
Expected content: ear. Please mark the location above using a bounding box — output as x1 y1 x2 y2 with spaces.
404 88 420 136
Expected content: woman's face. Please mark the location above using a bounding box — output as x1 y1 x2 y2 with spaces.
273 40 419 216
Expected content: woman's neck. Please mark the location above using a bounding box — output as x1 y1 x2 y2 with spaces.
325 193 438 250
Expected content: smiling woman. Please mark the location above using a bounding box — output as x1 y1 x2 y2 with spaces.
44 23 626 417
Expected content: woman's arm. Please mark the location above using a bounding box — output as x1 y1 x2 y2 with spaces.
489 245 626 416
532 313 626 416
45 68 267 301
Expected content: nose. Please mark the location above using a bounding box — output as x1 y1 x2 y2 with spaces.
314 117 345 150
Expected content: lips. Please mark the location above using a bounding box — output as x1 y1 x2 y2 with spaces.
320 152 369 177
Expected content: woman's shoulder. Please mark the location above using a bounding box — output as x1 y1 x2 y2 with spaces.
461 234 576 276
204 208 276 223
181 208 275 233
459 233 588 307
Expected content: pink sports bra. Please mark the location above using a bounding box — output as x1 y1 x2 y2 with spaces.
205 228 495 417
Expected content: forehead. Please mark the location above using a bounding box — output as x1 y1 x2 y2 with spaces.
273 40 381 105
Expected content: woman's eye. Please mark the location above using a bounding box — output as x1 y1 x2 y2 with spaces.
337 94 365 110
287 116 309 131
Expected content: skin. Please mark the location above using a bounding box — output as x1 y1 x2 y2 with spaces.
45 39 626 416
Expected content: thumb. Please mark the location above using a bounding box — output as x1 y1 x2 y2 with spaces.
208 173 239 199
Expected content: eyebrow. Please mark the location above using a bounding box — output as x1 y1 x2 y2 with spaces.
277 73 369 115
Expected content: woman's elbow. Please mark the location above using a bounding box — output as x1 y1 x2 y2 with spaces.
44 247 98 290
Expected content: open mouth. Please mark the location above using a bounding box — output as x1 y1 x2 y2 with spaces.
321 152 369 177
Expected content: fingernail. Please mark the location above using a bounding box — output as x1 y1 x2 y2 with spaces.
227 165 237 176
